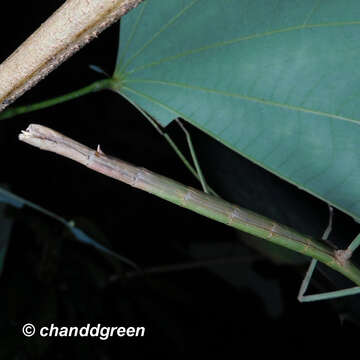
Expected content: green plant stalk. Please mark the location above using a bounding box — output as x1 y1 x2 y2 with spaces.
0 77 218 197
0 79 111 120
18 124 360 288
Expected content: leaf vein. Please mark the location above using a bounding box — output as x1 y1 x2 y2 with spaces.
121 0 201 73
125 20 360 75
123 78 360 125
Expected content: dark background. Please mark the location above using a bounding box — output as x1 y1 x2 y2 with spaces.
0 2 360 357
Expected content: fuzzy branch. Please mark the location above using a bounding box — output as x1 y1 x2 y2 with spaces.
0 0 144 112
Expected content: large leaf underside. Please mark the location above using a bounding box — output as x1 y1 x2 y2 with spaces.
115 0 360 220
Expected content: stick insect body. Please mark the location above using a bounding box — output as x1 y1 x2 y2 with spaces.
19 124 360 300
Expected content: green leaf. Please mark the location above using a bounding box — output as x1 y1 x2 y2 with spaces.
114 0 360 220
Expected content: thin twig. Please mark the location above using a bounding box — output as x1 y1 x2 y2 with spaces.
0 186 139 270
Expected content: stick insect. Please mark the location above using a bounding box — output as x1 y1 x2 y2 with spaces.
19 124 360 302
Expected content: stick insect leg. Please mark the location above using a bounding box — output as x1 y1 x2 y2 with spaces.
298 206 360 302
119 92 218 196
175 119 210 194
298 206 331 302
347 233 360 253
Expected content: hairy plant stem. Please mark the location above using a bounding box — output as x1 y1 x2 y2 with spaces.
0 0 144 112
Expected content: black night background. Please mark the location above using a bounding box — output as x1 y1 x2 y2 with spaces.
0 2 359 357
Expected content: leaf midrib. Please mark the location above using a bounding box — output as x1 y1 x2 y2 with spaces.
123 78 360 125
